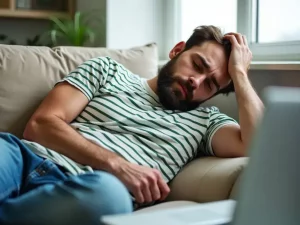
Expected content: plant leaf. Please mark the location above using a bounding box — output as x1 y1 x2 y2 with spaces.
47 10 101 47
63 21 75 45
74 11 82 36
50 30 64 46
76 26 85 46
49 17 68 35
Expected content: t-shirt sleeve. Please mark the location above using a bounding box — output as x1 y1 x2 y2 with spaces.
56 57 111 100
200 107 238 156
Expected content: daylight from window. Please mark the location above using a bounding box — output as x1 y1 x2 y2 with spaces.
258 0 300 43
180 0 237 41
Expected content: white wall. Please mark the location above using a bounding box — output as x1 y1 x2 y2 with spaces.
106 0 161 50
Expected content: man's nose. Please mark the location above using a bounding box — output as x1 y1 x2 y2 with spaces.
188 76 205 90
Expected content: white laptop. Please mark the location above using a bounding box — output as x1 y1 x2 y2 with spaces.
102 86 300 225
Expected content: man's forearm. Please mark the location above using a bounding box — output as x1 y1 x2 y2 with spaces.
232 72 264 147
23 116 124 173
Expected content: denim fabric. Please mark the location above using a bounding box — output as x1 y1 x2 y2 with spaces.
0 132 133 225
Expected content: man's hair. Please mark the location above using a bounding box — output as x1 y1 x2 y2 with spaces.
184 25 234 95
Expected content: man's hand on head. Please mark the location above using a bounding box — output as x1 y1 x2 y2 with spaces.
223 32 252 78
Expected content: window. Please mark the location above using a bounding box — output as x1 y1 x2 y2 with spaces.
239 0 300 61
180 0 237 41
165 0 300 61
256 0 300 43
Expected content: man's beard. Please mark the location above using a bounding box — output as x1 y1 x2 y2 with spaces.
157 56 202 111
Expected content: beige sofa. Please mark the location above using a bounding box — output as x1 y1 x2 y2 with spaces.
0 43 248 212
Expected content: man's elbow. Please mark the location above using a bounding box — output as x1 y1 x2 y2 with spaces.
23 116 50 141
232 142 247 157
233 149 247 157
222 140 247 158
23 118 39 141
214 144 247 158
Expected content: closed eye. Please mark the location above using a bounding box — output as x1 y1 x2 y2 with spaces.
192 61 203 73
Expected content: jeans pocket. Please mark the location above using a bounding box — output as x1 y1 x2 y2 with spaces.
22 159 65 193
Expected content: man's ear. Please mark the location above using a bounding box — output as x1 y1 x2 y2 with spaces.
169 41 186 59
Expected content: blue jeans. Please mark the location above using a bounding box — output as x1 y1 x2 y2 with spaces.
0 133 133 225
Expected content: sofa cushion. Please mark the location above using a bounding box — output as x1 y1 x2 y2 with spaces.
0 43 158 138
52 43 158 79
166 157 248 202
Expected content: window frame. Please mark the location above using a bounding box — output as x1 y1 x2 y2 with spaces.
161 0 182 60
238 0 300 61
166 0 300 61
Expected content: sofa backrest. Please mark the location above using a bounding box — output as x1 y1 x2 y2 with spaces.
0 43 158 138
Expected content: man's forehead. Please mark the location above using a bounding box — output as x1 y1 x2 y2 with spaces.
192 41 227 62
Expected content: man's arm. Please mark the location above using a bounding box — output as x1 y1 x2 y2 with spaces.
24 82 169 203
211 33 264 158
23 82 120 171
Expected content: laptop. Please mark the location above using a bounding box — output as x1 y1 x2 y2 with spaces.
102 86 300 225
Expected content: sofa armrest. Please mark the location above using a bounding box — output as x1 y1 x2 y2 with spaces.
166 157 248 203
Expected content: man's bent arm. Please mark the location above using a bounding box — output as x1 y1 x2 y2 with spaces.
211 33 264 158
23 82 123 173
225 32 265 148
231 71 264 148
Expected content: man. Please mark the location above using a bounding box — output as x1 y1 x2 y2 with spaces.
0 26 264 225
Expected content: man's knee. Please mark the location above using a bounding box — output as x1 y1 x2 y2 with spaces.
0 132 22 162
0 132 17 140
0 132 25 165
0 132 21 151
0 132 14 144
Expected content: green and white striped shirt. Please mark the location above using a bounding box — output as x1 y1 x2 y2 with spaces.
22 56 237 183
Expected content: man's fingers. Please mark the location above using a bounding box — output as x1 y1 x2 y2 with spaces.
134 189 144 203
223 34 239 46
157 177 170 201
150 183 161 201
242 35 248 46
224 32 244 45
235 34 244 45
141 185 152 203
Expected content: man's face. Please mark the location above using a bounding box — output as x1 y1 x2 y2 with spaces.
157 41 231 111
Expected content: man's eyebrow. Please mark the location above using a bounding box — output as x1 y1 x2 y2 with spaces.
211 76 220 91
197 54 220 90
199 55 210 70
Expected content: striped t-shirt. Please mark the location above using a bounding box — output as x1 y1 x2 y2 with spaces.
22 56 237 183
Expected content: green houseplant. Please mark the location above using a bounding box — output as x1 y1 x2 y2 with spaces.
47 11 101 46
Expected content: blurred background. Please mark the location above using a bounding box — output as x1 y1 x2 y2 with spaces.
0 0 299 119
